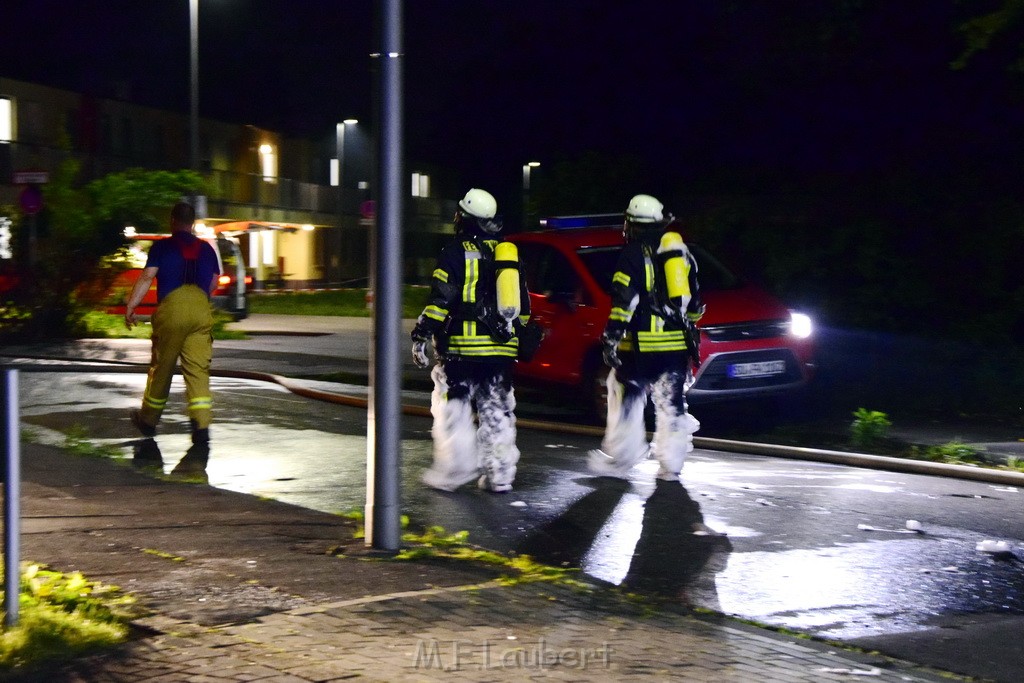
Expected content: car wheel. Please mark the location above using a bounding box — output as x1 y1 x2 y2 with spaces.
581 351 610 424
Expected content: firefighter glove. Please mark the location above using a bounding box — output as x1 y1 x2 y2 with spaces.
412 340 430 369
601 332 623 369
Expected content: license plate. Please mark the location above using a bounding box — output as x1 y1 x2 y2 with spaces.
727 360 786 378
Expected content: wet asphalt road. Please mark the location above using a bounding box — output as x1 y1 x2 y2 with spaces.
14 369 1024 650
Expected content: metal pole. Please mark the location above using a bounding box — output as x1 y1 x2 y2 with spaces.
522 164 530 231
337 123 347 191
342 122 350 282
366 0 403 551
3 369 20 627
189 0 200 171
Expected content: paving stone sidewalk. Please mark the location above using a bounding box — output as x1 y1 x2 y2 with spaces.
12 581 955 683
0 441 961 682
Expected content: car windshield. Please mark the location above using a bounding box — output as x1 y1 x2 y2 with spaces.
577 243 740 293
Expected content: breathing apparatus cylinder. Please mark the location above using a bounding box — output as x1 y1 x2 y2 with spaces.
494 241 521 325
658 231 691 312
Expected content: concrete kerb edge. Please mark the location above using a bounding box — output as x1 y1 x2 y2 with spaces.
213 369 1024 488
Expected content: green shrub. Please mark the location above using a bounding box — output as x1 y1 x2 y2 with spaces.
850 408 892 449
913 441 985 466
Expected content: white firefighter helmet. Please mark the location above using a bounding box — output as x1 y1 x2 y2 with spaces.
459 188 497 220
625 194 664 223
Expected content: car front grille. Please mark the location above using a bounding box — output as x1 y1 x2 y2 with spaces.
691 348 803 394
701 319 789 342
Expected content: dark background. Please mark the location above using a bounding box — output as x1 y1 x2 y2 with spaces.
6 1 1024 402
5 2 1022 200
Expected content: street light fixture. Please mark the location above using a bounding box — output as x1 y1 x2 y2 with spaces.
522 161 540 230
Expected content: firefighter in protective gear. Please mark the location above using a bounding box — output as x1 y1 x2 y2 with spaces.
411 189 532 493
125 202 221 445
588 194 704 482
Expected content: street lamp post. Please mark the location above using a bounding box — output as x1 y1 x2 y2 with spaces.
189 0 199 171
522 161 540 230
334 119 358 189
334 119 358 284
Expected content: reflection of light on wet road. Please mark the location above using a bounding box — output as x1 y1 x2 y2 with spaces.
581 493 644 585
715 536 1024 639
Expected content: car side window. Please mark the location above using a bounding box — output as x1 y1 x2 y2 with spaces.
533 246 589 306
516 243 542 294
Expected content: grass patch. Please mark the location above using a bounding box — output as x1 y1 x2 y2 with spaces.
394 525 586 588
250 286 429 318
77 310 246 340
141 549 185 563
334 514 582 587
63 426 122 459
0 562 134 669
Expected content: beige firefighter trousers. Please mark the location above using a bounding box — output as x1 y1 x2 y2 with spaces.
137 284 214 429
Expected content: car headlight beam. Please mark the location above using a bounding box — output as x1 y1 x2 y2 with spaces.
789 311 813 339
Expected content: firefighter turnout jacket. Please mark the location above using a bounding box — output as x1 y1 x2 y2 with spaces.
606 234 703 354
414 235 531 360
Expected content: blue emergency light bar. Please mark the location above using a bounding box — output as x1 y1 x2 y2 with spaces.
539 214 623 229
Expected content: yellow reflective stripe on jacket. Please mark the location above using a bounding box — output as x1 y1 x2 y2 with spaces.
636 330 686 352
618 330 687 353
423 304 447 322
612 271 630 288
463 253 479 304
446 334 518 358
609 306 631 323
433 268 449 283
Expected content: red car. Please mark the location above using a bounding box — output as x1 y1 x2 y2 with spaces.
509 218 815 419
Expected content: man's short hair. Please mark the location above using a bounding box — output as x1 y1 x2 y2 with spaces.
171 201 196 226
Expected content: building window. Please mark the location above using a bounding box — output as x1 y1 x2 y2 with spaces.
1 97 13 142
259 143 277 182
411 172 430 198
262 230 276 266
248 233 260 268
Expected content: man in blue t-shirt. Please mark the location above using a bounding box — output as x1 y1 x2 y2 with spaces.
125 202 221 445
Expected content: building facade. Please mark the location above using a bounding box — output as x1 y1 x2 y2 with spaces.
0 76 454 290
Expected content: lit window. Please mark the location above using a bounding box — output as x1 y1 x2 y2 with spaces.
0 97 12 142
0 216 12 259
259 143 277 182
248 233 260 268
262 230 275 265
329 159 339 186
411 172 430 197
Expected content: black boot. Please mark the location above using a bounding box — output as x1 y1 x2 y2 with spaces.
190 419 210 445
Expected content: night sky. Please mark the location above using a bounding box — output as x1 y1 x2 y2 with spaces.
4 1 1024 207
